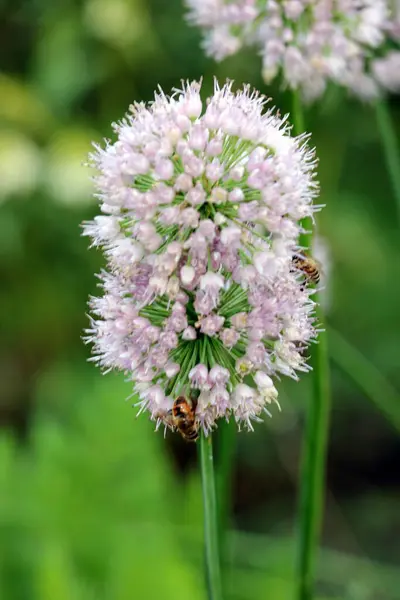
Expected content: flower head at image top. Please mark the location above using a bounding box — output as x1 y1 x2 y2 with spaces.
185 0 400 101
83 79 321 437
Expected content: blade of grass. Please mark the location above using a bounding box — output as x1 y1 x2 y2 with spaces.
375 100 400 227
328 325 400 432
200 432 222 600
292 92 332 600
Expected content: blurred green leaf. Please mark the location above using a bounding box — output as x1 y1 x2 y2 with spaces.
0 363 206 600
328 326 400 432
0 75 54 137
32 11 96 113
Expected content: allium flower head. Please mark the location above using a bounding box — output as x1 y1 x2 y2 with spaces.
84 79 320 435
185 1 400 101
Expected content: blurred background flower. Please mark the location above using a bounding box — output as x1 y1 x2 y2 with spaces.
1 0 400 598
185 0 400 101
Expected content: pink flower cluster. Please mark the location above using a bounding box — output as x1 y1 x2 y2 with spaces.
84 80 320 434
185 0 400 101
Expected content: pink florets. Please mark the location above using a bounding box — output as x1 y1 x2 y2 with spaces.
185 0 400 101
84 79 320 434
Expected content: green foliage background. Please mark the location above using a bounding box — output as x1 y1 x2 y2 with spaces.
1 0 400 598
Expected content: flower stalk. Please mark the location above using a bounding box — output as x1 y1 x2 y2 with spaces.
292 96 331 600
296 299 331 600
217 420 236 551
200 432 222 600
292 90 305 140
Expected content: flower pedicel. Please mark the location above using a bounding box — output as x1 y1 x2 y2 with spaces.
84 79 321 436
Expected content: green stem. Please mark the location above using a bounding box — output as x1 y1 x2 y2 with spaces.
217 420 236 550
292 89 312 249
375 100 400 227
200 432 222 600
296 300 331 600
292 89 305 136
292 94 332 600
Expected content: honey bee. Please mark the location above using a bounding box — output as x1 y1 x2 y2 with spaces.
291 254 321 287
170 395 199 442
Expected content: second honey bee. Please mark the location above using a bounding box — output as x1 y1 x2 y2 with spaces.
170 395 199 442
291 254 321 287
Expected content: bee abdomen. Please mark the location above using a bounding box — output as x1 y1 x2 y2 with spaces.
303 265 320 284
182 429 199 441
291 256 320 286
